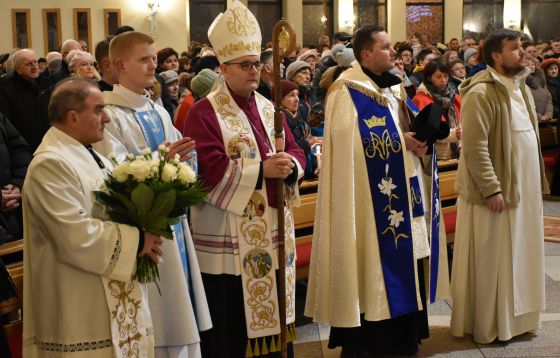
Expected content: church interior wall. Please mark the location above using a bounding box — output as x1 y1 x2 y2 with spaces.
0 0 531 57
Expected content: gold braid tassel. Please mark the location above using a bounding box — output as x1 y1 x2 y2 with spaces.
269 334 277 353
245 339 254 358
286 326 293 342
253 338 261 356
261 337 269 355
276 335 281 351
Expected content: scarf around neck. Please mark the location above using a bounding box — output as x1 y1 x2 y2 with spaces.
424 81 457 110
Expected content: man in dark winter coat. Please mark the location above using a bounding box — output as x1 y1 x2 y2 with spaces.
0 49 49 151
42 39 81 90
0 112 31 244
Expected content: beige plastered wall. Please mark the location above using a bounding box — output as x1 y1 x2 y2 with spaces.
0 0 188 57
1 0 466 57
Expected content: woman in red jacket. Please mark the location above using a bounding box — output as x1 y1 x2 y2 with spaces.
412 58 462 160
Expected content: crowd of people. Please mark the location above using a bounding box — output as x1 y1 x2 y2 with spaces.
0 1 558 357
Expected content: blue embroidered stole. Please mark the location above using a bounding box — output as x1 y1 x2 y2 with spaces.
405 96 441 303
429 148 440 303
134 106 166 151
348 87 418 318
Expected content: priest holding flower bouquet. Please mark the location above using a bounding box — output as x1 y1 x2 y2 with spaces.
23 78 161 357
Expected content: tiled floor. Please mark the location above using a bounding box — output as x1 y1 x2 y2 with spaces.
293 200 560 358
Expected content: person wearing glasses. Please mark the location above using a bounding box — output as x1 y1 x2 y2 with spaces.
0 49 47 151
184 2 306 357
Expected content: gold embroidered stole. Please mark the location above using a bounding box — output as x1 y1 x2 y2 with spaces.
102 276 154 358
207 81 296 339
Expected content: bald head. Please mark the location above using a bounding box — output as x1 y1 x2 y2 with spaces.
13 49 40 81
46 51 62 63
61 39 81 60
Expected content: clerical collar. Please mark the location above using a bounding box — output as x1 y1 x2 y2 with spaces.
361 66 402 88
113 84 151 108
84 145 105 169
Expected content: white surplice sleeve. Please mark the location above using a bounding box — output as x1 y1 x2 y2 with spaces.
25 154 140 282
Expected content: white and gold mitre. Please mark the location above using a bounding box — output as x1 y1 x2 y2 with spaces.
207 0 262 63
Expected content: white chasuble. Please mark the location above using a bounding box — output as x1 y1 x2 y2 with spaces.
304 63 434 328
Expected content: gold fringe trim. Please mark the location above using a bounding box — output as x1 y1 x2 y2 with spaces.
246 339 253 357
326 79 390 107
393 84 408 101
244 324 297 357
261 338 269 355
253 339 260 356
269 334 277 352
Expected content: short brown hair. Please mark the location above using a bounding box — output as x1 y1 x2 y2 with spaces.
483 29 520 68
94 36 113 64
48 77 98 124
353 25 385 64
109 31 154 65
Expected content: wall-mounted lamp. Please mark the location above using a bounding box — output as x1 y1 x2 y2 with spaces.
147 2 160 37
344 16 356 32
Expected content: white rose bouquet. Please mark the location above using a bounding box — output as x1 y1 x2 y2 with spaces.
95 146 206 288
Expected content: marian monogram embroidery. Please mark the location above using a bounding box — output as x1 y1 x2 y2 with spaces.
227 7 257 36
410 186 423 206
363 129 402 159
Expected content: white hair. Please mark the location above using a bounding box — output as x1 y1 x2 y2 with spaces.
11 48 36 68
61 39 81 55
46 51 62 64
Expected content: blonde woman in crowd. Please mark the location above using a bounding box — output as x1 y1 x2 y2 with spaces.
67 49 100 80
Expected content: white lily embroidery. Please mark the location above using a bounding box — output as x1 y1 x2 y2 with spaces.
378 177 397 197
388 210 404 228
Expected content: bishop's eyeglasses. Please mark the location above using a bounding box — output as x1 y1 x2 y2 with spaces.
224 60 263 71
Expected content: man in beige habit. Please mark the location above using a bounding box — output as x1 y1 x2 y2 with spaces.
451 29 549 344
23 78 162 357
